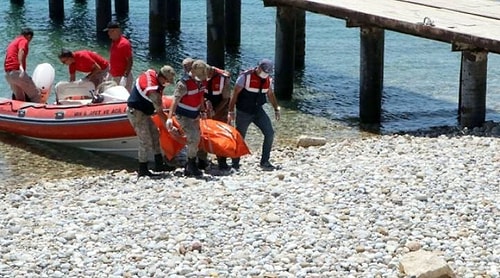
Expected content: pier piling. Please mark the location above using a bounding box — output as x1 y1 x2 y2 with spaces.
225 0 241 51
114 0 129 17
459 50 487 128
165 0 181 31
207 0 225 69
96 0 112 42
294 9 305 69
149 0 167 56
48 0 64 22
274 6 296 100
359 27 384 124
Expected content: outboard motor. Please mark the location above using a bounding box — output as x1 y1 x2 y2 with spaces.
32 63 55 103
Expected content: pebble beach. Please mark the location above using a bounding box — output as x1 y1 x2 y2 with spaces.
1 126 499 278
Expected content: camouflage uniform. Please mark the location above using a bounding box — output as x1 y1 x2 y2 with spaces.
127 85 163 163
173 81 201 159
197 67 231 164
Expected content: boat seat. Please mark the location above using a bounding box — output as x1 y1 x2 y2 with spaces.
55 80 95 104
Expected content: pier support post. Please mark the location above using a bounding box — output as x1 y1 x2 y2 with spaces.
114 0 129 17
359 26 384 125
225 0 241 51
165 0 181 31
96 0 112 41
459 50 487 128
149 0 167 57
207 0 225 68
49 0 64 22
275 6 296 100
294 9 306 69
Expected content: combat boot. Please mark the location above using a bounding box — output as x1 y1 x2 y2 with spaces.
217 157 230 170
197 158 209 170
231 157 240 170
154 154 176 172
138 162 160 177
184 158 202 177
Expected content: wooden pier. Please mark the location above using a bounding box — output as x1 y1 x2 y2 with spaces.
263 0 500 128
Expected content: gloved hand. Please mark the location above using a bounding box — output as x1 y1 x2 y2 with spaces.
205 100 213 115
227 111 235 125
119 76 127 87
19 66 25 77
165 118 173 131
274 107 281 121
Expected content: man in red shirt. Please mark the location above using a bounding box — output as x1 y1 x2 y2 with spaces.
104 21 133 92
3 27 41 103
58 48 109 89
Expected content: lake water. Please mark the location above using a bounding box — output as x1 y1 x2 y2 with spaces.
2 0 500 185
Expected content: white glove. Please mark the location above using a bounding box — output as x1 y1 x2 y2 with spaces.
274 106 281 121
227 111 235 125
119 76 127 86
165 118 173 130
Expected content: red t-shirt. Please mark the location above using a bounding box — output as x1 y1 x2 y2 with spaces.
4 36 29 72
109 35 132 77
69 50 109 74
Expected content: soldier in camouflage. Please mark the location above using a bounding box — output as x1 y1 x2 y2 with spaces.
127 65 176 177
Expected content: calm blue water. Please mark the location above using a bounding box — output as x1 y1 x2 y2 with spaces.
2 1 500 182
3 1 500 131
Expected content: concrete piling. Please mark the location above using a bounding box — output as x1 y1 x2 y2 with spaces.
459 50 488 128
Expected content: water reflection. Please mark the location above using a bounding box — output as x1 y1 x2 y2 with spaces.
5 2 26 37
0 132 137 187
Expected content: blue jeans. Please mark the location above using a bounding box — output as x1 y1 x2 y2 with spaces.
232 106 274 165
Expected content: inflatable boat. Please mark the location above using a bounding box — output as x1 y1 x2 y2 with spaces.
0 63 146 158
0 63 250 160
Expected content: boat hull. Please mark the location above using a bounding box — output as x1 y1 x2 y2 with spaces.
29 136 140 159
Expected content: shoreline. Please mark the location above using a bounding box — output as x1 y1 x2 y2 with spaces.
1 131 498 277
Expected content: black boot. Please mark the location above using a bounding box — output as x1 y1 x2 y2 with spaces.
231 158 240 170
197 158 209 170
154 154 176 172
138 162 159 177
184 158 202 177
217 157 230 170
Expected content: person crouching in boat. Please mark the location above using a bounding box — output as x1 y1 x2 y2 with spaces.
127 66 177 177
3 27 41 103
58 48 109 89
167 59 209 177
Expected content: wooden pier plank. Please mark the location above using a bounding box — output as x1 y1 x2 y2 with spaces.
396 0 500 20
263 0 500 53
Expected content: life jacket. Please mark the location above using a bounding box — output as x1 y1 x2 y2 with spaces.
205 67 229 108
235 69 271 114
127 69 162 115
175 75 206 118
